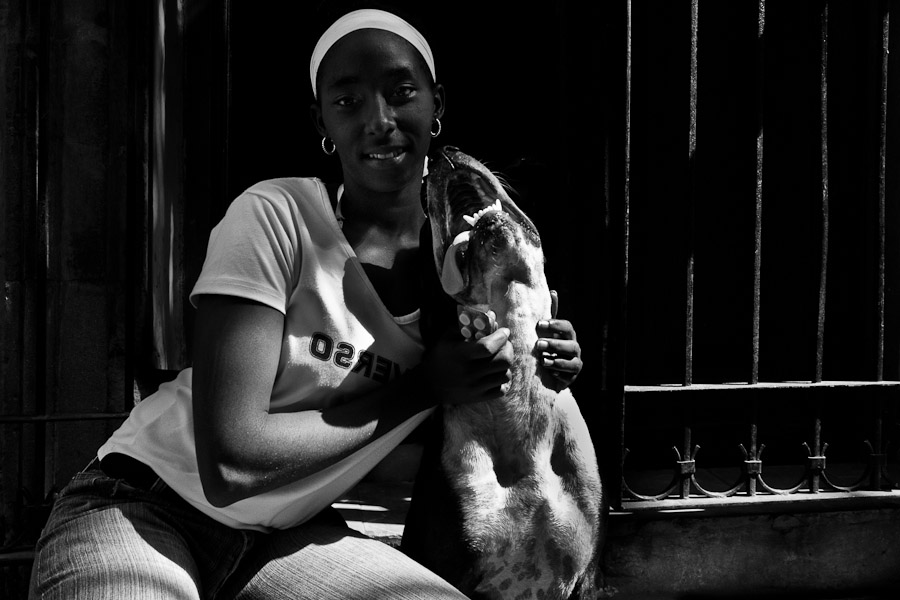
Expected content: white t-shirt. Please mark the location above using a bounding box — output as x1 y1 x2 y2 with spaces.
99 177 432 531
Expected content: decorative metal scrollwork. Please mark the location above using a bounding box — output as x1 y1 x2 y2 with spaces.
623 431 897 502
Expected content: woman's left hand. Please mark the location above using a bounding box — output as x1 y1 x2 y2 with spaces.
535 290 583 391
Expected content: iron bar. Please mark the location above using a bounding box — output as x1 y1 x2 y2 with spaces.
604 0 632 510
751 0 766 385
685 0 698 386
623 0 632 316
872 392 885 489
680 424 693 498
621 491 900 512
611 0 633 511
815 2 830 383
151 0 187 370
222 0 232 210
876 5 890 381
746 419 760 495
810 410 823 493
625 380 900 393
0 412 131 424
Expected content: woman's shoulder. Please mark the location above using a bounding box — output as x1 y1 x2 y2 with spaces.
227 176 336 219
241 176 329 204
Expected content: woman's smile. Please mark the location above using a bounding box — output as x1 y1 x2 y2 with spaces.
365 147 406 162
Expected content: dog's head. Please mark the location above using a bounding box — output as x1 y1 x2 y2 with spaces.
425 146 552 339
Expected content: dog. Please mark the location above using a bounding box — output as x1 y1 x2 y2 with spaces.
402 146 605 600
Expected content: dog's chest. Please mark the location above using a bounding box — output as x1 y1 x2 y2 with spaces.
441 406 597 599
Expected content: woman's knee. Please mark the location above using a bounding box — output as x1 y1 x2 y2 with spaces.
229 523 467 599
30 498 201 600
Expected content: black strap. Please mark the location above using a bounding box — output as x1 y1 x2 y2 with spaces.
100 453 161 491
324 181 340 212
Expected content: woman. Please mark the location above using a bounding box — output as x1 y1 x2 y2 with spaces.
29 5 583 599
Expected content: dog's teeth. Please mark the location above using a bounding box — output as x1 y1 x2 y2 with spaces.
463 200 504 228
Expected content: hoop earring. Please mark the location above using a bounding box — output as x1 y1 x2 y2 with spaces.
321 137 336 156
430 118 442 138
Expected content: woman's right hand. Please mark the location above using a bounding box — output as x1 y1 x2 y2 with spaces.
418 327 514 406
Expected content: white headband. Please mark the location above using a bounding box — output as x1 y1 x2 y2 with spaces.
309 9 436 99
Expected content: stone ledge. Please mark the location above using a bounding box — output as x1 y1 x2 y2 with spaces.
333 480 412 548
604 504 900 599
331 476 900 598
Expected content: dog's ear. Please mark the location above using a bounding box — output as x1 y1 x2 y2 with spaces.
418 221 457 347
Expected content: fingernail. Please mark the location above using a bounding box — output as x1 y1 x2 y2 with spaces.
536 340 549 350
538 320 549 328
543 357 553 367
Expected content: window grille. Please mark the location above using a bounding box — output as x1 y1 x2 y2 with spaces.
605 0 900 511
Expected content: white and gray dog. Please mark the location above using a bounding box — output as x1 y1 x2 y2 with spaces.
403 146 605 600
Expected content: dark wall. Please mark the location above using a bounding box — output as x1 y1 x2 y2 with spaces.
0 0 151 595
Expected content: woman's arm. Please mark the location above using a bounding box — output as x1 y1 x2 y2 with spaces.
192 294 511 507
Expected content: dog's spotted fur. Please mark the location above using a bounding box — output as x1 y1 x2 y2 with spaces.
402 147 605 599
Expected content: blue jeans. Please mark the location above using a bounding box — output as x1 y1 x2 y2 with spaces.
29 462 468 599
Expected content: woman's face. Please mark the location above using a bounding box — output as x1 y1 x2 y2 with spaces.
312 28 444 194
